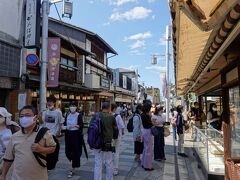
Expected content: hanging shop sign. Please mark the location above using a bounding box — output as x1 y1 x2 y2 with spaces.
47 38 61 87
26 54 39 65
24 0 41 48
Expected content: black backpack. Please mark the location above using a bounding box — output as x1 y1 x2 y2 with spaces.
33 127 60 170
127 114 134 132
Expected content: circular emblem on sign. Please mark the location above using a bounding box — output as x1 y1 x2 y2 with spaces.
26 54 39 66
51 43 58 51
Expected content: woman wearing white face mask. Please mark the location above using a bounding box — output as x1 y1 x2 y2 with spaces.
207 103 220 130
64 102 84 178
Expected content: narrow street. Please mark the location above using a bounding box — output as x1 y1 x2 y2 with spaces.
49 129 205 180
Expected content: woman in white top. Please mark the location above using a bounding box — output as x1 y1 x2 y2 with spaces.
133 104 143 162
64 102 84 178
151 106 166 161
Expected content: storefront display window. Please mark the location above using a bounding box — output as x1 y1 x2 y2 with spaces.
229 86 240 158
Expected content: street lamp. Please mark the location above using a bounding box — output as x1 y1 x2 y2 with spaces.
151 26 171 122
40 0 73 113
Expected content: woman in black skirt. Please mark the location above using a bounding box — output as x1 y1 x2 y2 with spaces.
133 104 143 161
152 106 166 161
65 102 84 178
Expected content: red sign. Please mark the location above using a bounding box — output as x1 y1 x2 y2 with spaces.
47 38 61 87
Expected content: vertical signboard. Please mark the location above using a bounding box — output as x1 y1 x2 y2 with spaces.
47 38 61 87
123 75 127 89
24 0 41 48
18 93 26 110
160 73 167 98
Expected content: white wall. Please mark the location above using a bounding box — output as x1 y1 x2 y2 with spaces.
0 0 25 40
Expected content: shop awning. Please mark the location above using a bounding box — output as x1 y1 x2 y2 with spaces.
115 97 132 103
171 0 240 95
97 91 114 97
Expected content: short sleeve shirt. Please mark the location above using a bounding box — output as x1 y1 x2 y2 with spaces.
0 128 12 156
42 109 64 136
152 114 166 127
3 126 56 180
66 112 79 131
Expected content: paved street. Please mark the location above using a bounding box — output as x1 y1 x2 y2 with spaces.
49 128 205 180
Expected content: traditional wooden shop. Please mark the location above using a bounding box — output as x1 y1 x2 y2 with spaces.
170 0 240 179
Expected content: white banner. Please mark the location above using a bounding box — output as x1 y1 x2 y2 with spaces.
25 0 40 47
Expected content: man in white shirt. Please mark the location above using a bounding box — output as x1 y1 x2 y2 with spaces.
42 95 64 137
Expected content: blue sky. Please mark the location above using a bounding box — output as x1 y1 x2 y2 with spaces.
50 0 174 94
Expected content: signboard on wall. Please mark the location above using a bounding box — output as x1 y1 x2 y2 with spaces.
101 76 110 89
47 38 61 87
24 0 41 48
18 93 26 110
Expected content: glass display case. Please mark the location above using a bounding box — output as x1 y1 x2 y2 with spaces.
192 126 224 179
229 86 240 158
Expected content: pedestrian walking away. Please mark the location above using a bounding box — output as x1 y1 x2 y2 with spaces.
141 102 154 171
0 105 56 180
93 102 118 180
111 104 125 176
132 104 143 162
151 106 166 161
64 102 85 178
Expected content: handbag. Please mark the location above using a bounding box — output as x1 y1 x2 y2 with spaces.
151 127 159 136
164 126 170 137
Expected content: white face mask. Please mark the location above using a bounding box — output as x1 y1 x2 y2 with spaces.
212 107 217 111
19 116 35 128
70 107 77 113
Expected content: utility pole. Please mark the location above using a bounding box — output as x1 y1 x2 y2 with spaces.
39 0 73 112
40 0 50 113
165 25 171 122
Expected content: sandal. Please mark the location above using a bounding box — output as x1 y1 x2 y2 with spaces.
68 171 74 178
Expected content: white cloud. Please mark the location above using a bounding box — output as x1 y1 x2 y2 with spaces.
113 0 137 6
145 65 166 72
103 22 111 26
130 49 145 56
124 31 152 41
110 6 152 21
159 33 166 46
148 0 156 3
130 40 145 49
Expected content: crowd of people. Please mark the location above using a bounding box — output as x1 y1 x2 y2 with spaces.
0 96 223 180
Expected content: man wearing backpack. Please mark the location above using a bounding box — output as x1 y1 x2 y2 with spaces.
0 105 56 180
93 102 118 180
